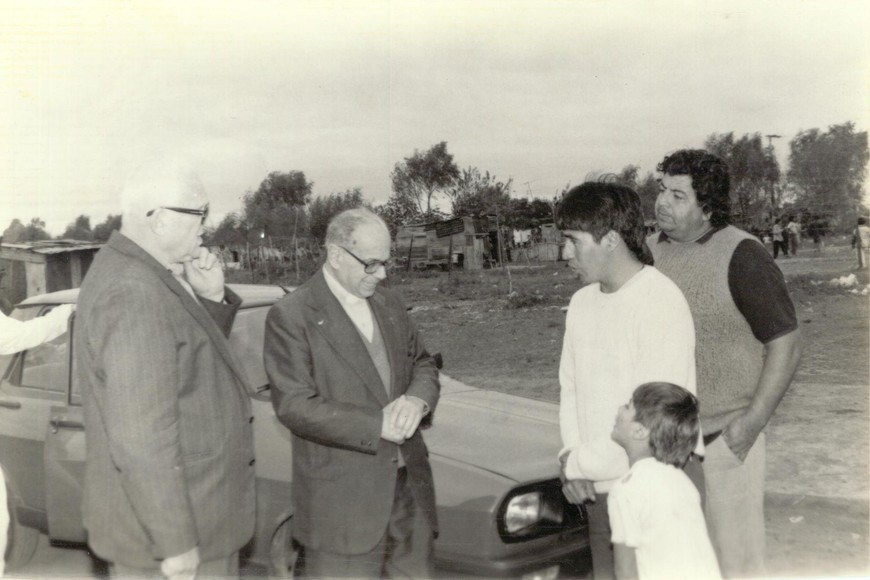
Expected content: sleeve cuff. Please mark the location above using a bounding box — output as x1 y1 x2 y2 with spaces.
407 396 430 416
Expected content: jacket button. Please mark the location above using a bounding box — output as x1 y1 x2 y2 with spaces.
249 416 254 423
391 458 399 464
249 459 256 466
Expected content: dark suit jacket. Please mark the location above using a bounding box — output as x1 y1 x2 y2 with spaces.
264 270 440 555
74 232 256 568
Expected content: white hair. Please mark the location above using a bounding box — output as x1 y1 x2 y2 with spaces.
119 158 207 218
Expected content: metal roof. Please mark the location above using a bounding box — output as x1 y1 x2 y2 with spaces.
1 240 104 255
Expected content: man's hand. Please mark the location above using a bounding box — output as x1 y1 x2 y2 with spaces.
559 454 596 504
381 400 406 444
182 247 225 302
722 412 764 462
562 478 597 505
160 546 199 580
388 395 426 439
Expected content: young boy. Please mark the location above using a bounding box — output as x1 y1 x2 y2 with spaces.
608 382 720 580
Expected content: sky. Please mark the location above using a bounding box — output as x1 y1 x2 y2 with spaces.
1 0 868 236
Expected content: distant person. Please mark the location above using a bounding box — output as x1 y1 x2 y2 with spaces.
806 218 823 254
771 219 788 259
650 149 801 577
264 209 440 578
786 216 800 255
856 217 870 269
75 160 256 579
556 181 698 579
609 382 720 580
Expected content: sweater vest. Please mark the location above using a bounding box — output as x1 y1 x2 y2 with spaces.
358 315 392 397
650 226 764 431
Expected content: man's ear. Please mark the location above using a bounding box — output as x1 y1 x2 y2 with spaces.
148 208 166 236
603 230 620 251
325 243 341 268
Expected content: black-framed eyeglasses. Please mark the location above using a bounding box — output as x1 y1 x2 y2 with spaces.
339 245 392 274
146 204 209 224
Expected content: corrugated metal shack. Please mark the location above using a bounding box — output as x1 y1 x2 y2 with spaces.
0 240 103 307
396 216 486 270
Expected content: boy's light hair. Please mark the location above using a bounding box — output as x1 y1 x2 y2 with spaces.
632 382 700 468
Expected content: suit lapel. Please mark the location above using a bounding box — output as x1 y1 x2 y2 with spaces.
107 233 251 391
306 272 390 406
159 269 252 389
370 292 404 400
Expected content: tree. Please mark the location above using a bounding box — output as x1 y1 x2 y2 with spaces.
448 167 513 219
609 165 658 223
4 217 51 242
61 215 94 241
92 214 122 242
390 142 460 216
787 122 869 228
507 197 554 229
250 170 313 208
243 170 314 239
2 219 26 242
206 212 248 247
308 188 367 245
375 193 421 238
705 132 780 226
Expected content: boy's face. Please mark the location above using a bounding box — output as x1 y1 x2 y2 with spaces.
611 399 640 447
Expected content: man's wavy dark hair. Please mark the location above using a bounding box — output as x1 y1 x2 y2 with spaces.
657 149 731 227
555 180 653 265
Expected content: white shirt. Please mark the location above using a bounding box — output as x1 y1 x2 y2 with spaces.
323 266 374 341
558 266 698 492
0 304 74 355
608 458 721 580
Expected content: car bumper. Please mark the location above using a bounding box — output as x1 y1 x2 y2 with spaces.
434 538 592 578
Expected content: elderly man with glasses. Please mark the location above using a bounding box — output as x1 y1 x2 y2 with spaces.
264 208 440 578
75 159 256 580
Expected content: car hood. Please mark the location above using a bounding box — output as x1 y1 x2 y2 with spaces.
424 375 562 484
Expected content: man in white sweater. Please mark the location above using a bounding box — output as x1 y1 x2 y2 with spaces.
556 181 698 579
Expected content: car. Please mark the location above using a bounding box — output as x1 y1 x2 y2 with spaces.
0 284 591 578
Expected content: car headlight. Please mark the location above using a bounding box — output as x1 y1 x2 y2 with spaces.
498 480 581 543
504 491 543 533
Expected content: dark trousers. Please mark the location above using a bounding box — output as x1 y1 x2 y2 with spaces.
773 240 788 258
586 493 614 580
298 468 434 579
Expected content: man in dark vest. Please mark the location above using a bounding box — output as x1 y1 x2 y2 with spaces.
649 149 802 577
264 208 440 578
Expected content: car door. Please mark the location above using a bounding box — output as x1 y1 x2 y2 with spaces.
41 312 88 542
0 306 73 532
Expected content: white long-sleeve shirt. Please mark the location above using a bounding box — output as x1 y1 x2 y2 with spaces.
0 304 73 355
559 266 697 493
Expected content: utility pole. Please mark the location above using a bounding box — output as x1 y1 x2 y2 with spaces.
765 134 782 211
523 181 533 197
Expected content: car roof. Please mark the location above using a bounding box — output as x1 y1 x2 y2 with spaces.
16 283 293 309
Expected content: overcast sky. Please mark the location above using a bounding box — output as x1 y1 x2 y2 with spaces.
1 0 868 236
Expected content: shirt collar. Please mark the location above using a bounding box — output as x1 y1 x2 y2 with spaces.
656 225 724 245
323 265 365 305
